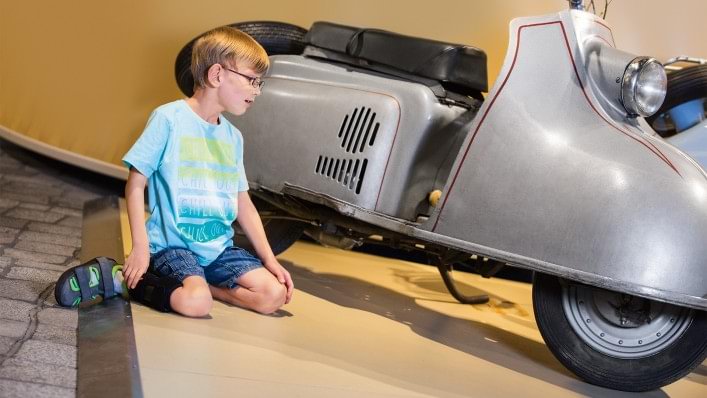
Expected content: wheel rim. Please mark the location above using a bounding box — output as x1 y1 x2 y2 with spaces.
562 283 694 359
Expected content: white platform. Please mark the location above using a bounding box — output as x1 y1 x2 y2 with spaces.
131 242 707 397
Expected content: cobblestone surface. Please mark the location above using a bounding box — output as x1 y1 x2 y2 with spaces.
0 139 123 397
0 357 77 389
0 320 27 339
6 267 62 284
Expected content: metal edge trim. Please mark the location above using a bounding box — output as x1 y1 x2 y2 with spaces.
78 196 143 398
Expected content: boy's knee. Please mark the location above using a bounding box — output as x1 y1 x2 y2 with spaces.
254 283 286 314
173 287 213 317
184 294 213 317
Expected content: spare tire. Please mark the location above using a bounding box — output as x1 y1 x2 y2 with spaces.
646 64 707 137
175 21 308 97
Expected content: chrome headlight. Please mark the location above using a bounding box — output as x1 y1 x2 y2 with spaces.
620 57 667 117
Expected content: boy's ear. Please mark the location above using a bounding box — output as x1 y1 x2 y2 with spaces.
206 64 222 87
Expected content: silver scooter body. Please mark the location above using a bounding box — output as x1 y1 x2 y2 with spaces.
231 10 707 311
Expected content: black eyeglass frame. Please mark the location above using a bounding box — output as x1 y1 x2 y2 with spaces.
223 66 264 89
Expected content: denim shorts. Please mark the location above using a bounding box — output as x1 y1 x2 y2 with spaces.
150 247 263 289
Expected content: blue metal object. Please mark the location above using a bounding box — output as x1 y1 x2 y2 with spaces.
668 98 705 132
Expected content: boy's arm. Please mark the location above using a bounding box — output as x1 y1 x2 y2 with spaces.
236 192 294 303
123 168 151 289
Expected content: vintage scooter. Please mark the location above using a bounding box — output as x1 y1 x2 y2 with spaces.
175 1 707 392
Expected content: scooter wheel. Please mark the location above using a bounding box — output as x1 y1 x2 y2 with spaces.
233 196 305 256
532 272 707 392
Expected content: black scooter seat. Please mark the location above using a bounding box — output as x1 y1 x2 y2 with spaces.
305 21 488 95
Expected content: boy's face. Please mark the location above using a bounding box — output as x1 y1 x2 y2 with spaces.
217 63 263 116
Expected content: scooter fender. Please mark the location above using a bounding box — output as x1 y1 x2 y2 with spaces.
429 11 707 310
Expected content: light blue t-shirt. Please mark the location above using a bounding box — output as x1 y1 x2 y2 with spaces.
123 99 249 266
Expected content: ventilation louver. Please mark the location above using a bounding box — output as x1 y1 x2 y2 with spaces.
315 156 368 194
314 106 379 195
338 107 379 154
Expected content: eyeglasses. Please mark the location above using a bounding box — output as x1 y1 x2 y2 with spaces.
223 67 264 89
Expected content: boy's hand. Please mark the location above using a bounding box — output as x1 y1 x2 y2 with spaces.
263 259 294 304
123 245 150 290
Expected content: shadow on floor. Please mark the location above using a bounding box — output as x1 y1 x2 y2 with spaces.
275 259 671 398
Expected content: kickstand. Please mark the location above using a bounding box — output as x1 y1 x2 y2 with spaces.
430 256 490 304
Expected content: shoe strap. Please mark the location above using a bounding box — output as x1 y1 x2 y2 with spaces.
96 256 116 298
74 266 94 302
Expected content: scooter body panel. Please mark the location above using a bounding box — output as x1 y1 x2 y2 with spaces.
231 57 473 221
430 11 707 308
229 11 706 309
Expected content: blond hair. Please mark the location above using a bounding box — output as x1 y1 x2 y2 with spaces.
191 26 269 90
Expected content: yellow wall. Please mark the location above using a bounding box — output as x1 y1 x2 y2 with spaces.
1 0 705 178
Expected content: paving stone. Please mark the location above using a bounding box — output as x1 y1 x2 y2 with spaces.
0 256 12 269
15 339 76 367
37 308 77 329
3 248 68 265
0 197 20 209
26 222 81 238
0 336 15 354
1 173 62 187
3 182 63 198
32 323 76 347
0 298 34 321
0 319 28 339
64 259 80 268
0 279 49 302
47 207 82 218
0 191 51 206
13 240 77 258
0 217 29 230
0 358 76 389
0 226 21 244
57 189 99 202
18 203 51 211
0 379 74 398
18 231 81 248
3 208 64 223
13 259 70 273
51 195 87 210
51 173 88 187
0 226 21 236
0 232 17 244
42 294 58 307
22 165 40 173
0 164 34 175
0 154 22 167
57 216 82 228
6 267 62 284
0 144 93 395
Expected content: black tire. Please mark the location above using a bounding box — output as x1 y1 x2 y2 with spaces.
234 196 305 256
175 21 308 97
532 272 707 392
646 64 707 137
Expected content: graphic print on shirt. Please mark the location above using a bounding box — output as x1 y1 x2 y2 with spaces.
176 136 238 243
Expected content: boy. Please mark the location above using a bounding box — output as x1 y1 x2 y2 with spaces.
55 27 293 317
